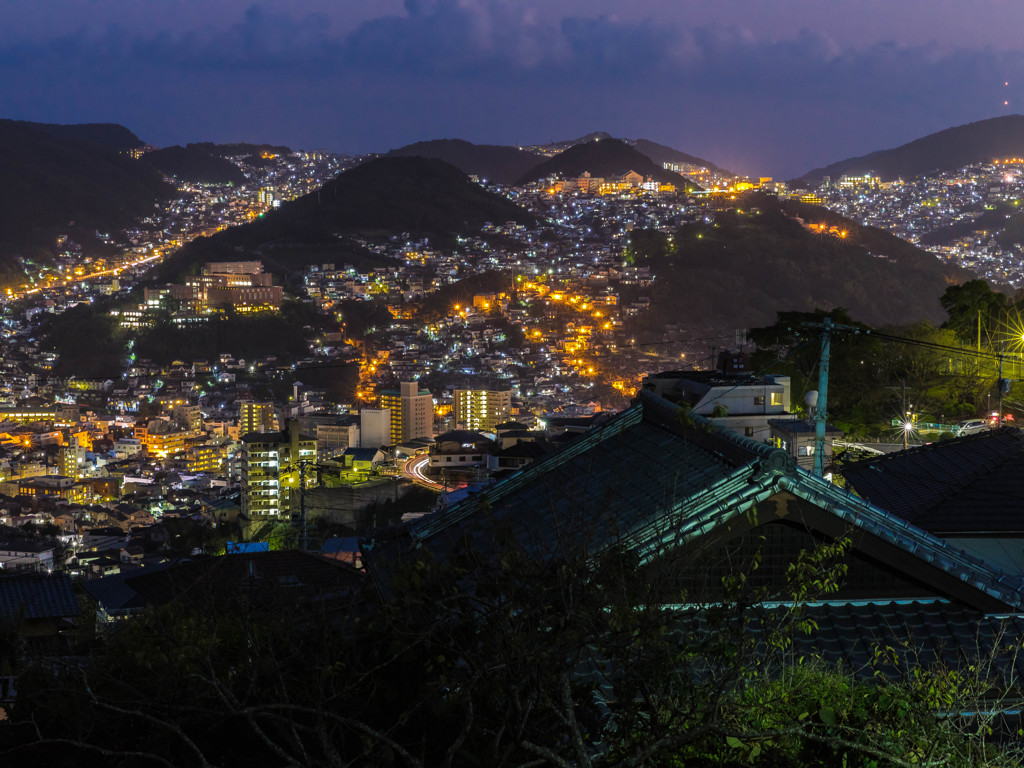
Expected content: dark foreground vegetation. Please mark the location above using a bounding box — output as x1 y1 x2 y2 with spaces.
2 534 1020 767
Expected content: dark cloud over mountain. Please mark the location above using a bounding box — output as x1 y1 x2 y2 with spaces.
1 1 1022 176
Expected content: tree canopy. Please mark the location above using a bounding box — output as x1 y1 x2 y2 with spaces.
3 533 1020 767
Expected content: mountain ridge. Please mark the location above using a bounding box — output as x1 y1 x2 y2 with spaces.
384 139 541 185
142 145 248 185
628 192 975 335
0 119 170 274
799 115 1024 183
515 138 696 188
157 155 537 279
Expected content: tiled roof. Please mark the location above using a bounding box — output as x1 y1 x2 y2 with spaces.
401 395 754 564
123 550 363 607
746 599 1024 684
81 567 162 611
0 573 78 621
842 428 1024 533
366 391 1024 613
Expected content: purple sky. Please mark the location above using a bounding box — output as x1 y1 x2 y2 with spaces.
3 1 1023 177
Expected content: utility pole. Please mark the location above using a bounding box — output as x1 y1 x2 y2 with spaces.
997 350 1009 425
813 318 833 477
795 317 869 478
289 459 310 550
300 460 308 550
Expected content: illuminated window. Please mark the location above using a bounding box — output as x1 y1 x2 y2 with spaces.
770 392 782 406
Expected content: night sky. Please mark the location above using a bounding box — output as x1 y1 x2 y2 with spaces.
3 0 1023 177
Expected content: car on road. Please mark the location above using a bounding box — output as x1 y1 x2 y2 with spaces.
955 419 989 437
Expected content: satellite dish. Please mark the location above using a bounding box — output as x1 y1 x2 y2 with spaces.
804 390 818 409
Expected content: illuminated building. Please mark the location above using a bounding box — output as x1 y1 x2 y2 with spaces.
58 441 86 480
379 381 433 445
172 404 203 432
241 421 317 522
134 420 203 459
185 440 227 474
316 420 359 459
642 368 792 443
18 476 90 505
453 388 512 432
204 260 265 275
139 260 283 317
239 400 278 436
359 409 391 450
0 408 56 424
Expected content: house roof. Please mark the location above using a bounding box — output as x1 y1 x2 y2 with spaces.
709 599 1024 684
82 562 170 612
435 430 491 444
343 447 382 461
0 573 78 621
492 441 548 460
495 421 529 431
364 390 1024 613
121 550 364 608
841 428 1024 534
646 370 771 388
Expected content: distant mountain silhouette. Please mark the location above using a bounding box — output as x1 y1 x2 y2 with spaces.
515 138 696 188
630 139 734 177
143 145 248 185
158 156 536 278
0 119 170 271
19 120 146 153
628 192 976 334
187 142 293 158
538 131 615 154
800 116 1024 183
384 139 542 185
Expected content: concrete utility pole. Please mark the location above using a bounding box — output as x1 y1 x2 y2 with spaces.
814 318 833 477
796 318 869 478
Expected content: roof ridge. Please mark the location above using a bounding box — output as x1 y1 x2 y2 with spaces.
779 473 1024 611
637 389 780 465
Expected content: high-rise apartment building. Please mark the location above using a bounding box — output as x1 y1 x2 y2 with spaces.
359 408 391 450
378 381 433 445
453 387 513 432
240 421 317 523
239 400 278 437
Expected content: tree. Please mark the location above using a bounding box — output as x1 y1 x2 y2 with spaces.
624 228 671 266
940 280 1008 347
4 525 1021 767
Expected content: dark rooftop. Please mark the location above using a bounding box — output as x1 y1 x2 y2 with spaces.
646 370 774 387
122 550 364 608
842 427 1024 534
0 573 78 621
365 390 1024 613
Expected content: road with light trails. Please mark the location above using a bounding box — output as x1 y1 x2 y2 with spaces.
16 252 165 298
402 455 444 491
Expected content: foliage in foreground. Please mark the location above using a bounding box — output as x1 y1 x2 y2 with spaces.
2 537 1021 767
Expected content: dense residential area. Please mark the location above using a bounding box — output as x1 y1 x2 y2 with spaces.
7 119 1024 764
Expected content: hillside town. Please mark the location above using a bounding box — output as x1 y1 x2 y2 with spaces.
3 140 1024 584
6 133 1024 765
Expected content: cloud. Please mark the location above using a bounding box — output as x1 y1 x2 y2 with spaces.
1 1 1024 176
